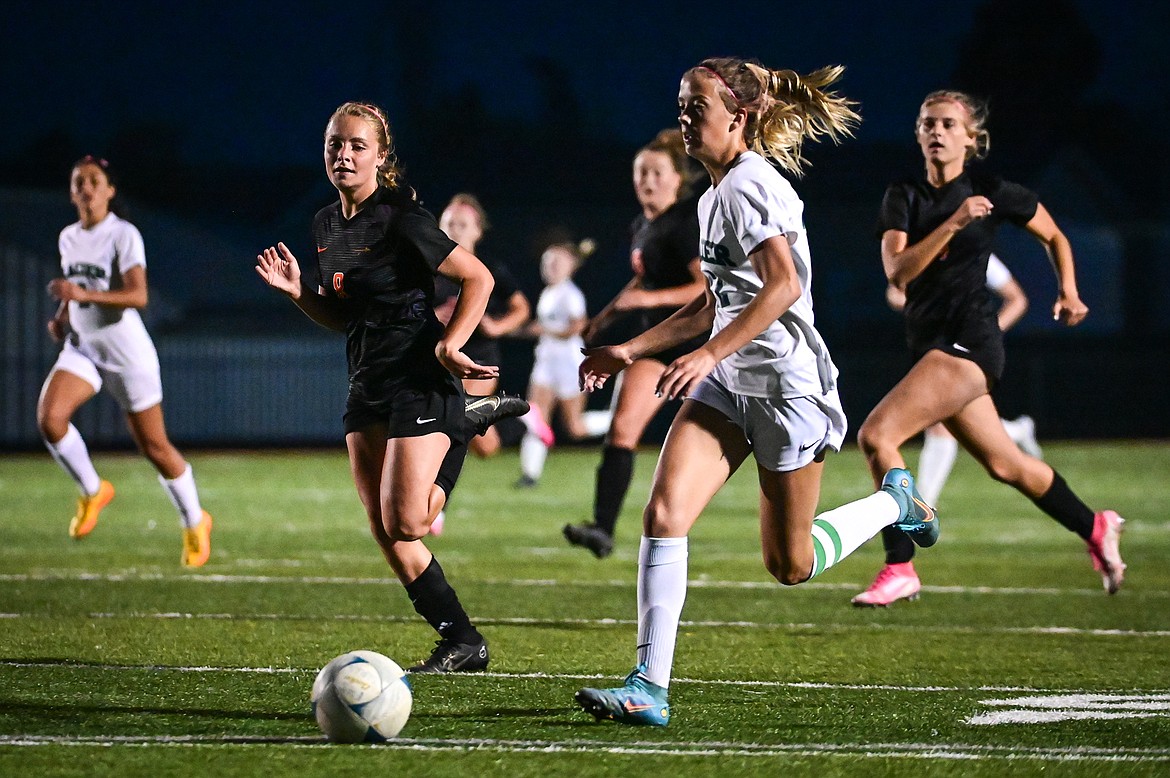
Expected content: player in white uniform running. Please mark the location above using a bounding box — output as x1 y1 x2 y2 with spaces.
38 157 213 567
515 240 610 487
573 58 938 727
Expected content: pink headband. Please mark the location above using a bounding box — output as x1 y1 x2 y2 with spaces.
696 66 740 104
359 103 390 141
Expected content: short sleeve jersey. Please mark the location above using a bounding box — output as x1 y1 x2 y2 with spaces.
58 213 149 337
312 187 457 399
877 170 1037 348
630 195 701 332
535 279 587 351
698 151 838 399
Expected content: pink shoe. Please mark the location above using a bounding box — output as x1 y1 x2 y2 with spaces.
523 406 555 448
1086 510 1126 594
851 562 921 607
429 511 445 537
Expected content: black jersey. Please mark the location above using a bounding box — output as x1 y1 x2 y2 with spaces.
433 254 521 365
877 170 1038 349
312 186 458 402
630 196 701 333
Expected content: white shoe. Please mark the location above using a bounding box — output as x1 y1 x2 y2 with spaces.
429 511 445 536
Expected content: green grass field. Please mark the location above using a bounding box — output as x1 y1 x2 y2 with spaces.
1 442 1167 776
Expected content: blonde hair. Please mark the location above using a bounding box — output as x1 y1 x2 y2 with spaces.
445 192 490 231
546 238 596 267
327 101 409 192
690 58 860 177
919 90 990 161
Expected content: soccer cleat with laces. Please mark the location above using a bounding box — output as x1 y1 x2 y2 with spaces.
182 511 213 568
881 468 939 548
563 522 614 558
851 562 921 607
69 479 115 539
1086 510 1126 594
407 638 489 674
465 393 530 437
575 664 670 726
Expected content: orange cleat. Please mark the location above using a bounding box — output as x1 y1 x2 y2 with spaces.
69 480 115 539
182 511 213 568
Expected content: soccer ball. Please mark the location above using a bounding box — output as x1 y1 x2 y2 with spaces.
311 650 412 743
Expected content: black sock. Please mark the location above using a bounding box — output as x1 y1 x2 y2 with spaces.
881 525 916 565
1030 471 1095 540
403 556 481 645
496 416 526 447
594 445 635 536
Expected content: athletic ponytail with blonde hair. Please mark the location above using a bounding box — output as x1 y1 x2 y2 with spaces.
691 58 861 177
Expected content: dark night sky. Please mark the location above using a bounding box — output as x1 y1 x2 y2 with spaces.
3 0 1166 172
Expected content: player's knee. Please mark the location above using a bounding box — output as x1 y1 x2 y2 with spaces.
856 418 883 458
642 498 677 537
469 436 499 459
983 456 1019 486
762 553 808 586
36 409 69 443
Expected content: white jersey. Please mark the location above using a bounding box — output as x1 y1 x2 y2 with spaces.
57 213 157 372
534 279 586 355
985 253 1011 291
697 151 837 399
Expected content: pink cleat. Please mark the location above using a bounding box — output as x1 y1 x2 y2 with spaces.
429 511 446 537
522 406 555 448
1086 510 1126 594
851 562 921 607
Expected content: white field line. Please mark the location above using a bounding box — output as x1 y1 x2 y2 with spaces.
0 734 1168 762
3 570 1164 599
0 610 1166 639
1 660 1167 698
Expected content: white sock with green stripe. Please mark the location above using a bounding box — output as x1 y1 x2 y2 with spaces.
808 491 900 578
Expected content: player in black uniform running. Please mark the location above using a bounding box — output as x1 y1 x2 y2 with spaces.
563 129 707 558
855 90 1126 604
256 102 525 672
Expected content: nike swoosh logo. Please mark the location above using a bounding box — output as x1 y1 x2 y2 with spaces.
913 496 936 522
317 246 328 253
416 417 437 424
951 343 970 353
465 397 499 412
622 700 656 713
799 440 818 452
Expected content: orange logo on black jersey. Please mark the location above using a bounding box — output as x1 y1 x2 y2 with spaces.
332 272 348 298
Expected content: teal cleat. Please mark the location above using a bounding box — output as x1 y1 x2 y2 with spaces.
882 468 939 548
575 664 670 726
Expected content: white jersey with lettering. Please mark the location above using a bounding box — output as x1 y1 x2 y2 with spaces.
56 213 160 388
697 151 838 399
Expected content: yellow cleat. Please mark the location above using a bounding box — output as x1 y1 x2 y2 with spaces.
182 511 213 568
69 480 115 539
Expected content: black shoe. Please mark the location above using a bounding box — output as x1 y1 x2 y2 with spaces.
563 522 614 559
514 475 538 489
465 393 530 436
407 638 490 674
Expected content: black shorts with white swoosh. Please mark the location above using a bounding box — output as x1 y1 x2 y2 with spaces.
343 378 467 444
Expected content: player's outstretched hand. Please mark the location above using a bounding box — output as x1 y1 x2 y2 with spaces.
436 342 500 380
579 344 633 393
1053 291 1089 326
256 242 302 299
656 349 716 401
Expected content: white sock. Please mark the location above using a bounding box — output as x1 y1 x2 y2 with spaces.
519 433 548 480
916 432 958 507
636 536 688 689
809 492 900 578
581 409 612 438
159 464 204 528
45 424 101 496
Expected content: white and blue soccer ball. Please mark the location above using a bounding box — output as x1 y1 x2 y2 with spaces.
311 650 412 743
